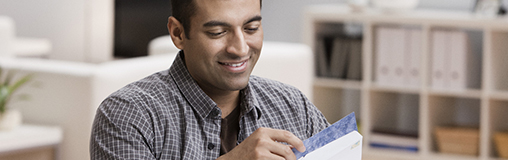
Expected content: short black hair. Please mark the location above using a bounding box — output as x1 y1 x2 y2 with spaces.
171 0 262 39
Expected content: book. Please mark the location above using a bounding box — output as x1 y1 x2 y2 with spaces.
293 112 362 160
329 37 348 79
316 38 330 77
346 39 362 80
369 132 418 152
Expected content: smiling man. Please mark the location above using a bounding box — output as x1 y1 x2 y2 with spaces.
90 0 329 159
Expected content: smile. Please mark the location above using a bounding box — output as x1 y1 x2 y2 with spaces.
218 60 249 73
219 61 246 67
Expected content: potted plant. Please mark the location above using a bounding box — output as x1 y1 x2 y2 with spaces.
0 66 31 130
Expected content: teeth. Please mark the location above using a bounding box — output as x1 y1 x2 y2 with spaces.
222 62 244 67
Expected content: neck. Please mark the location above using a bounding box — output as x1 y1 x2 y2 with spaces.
196 83 241 118
207 90 240 118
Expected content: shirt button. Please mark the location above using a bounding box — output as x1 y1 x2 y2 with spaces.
211 109 220 117
207 143 215 150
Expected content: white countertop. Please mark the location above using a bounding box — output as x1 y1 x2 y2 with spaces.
0 125 62 153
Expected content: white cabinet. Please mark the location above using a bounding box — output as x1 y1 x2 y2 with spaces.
0 125 62 160
304 4 508 160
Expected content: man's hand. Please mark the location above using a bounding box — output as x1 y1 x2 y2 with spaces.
217 127 305 160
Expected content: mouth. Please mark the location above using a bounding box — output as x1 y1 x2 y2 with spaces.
218 59 249 72
218 61 246 67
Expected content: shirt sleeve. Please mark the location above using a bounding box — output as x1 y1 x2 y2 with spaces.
90 96 156 160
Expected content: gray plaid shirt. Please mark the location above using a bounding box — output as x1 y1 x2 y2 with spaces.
90 52 329 159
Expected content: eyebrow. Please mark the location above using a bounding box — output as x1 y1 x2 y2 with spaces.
202 15 263 28
245 15 262 24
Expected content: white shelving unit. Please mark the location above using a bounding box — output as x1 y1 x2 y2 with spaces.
304 4 508 160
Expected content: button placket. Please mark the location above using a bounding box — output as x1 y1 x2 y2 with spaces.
204 108 222 158
207 143 215 150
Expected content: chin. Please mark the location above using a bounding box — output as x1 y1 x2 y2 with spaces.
226 78 250 91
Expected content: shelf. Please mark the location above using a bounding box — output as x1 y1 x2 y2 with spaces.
313 86 361 124
305 4 508 160
428 88 483 99
370 91 419 137
370 84 420 94
429 95 481 156
490 91 508 101
314 77 362 90
428 95 481 127
364 148 421 160
428 153 480 160
489 99 508 159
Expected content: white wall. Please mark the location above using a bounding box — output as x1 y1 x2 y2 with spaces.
0 0 88 61
0 0 113 63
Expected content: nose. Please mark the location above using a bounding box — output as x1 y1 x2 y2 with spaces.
226 28 249 57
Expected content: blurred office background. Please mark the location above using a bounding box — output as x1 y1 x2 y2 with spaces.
1 0 508 160
1 0 505 61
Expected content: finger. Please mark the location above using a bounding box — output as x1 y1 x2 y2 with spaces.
267 129 306 153
267 141 297 160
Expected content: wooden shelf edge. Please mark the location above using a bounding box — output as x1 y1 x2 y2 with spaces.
428 88 482 99
313 77 362 90
427 152 481 160
489 91 508 101
369 84 420 94
363 148 421 160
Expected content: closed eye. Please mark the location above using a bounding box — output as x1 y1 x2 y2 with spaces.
208 30 227 37
245 27 259 33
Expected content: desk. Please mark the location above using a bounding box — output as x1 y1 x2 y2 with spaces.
0 125 62 160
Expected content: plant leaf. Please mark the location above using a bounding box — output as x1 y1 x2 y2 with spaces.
8 74 32 94
0 87 9 114
0 66 3 84
3 69 14 86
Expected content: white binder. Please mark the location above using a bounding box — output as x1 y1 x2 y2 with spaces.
449 31 468 90
407 29 422 88
390 28 406 87
431 30 448 90
375 27 393 86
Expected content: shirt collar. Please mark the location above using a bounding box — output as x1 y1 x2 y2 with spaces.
169 51 219 119
241 79 262 120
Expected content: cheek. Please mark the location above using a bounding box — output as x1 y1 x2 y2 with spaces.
193 37 227 55
185 40 222 60
248 31 264 50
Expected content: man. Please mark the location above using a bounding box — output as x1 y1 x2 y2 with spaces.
90 0 329 159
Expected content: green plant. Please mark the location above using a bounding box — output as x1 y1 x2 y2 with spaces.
0 66 32 114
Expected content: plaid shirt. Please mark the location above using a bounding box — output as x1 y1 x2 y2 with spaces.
90 52 329 160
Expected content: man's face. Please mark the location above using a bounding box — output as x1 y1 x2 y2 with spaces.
181 0 263 94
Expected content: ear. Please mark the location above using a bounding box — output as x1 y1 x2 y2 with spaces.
167 16 185 50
